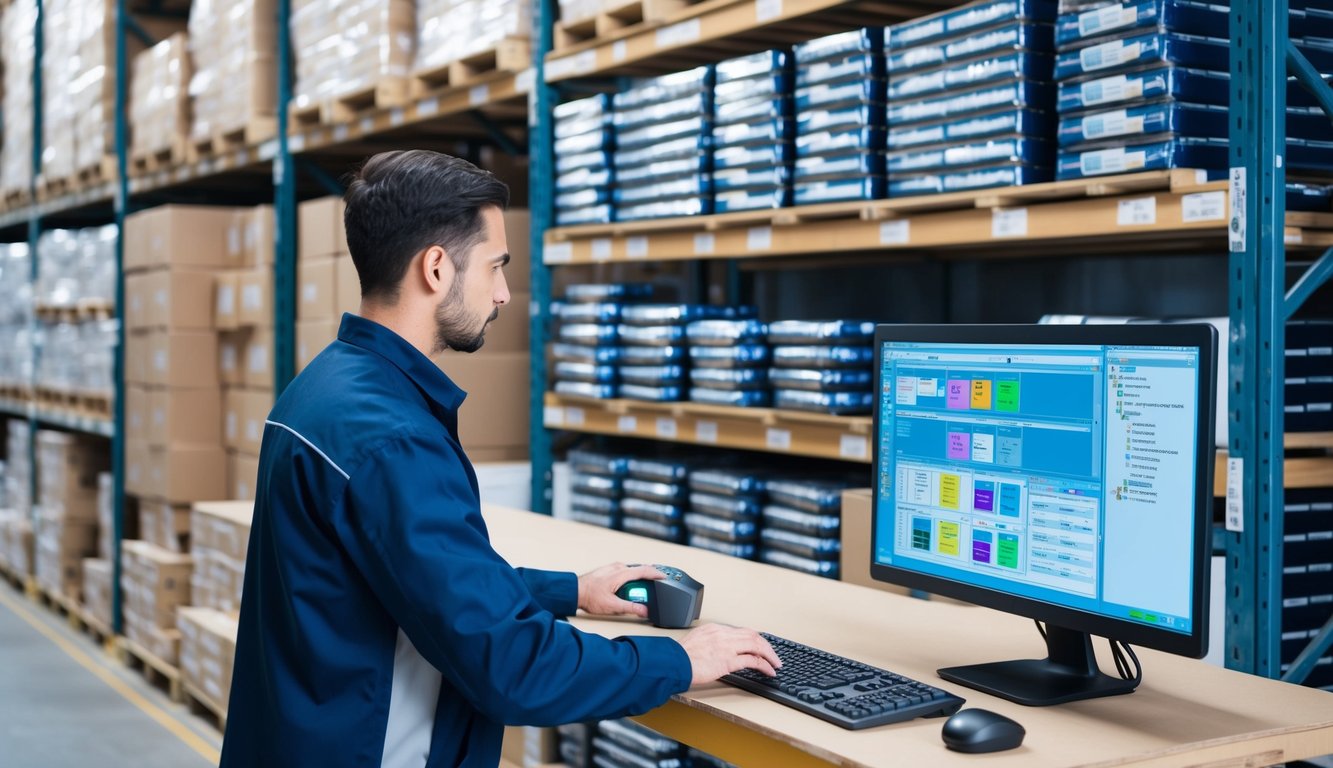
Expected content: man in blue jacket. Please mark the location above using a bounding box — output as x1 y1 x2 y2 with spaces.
220 150 780 768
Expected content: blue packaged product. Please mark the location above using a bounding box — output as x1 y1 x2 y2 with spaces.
714 166 790 191
617 324 684 345
564 282 654 302
614 92 711 130
621 496 687 523
554 205 613 226
888 164 1055 196
761 505 841 536
1288 183 1333 212
712 117 795 146
613 66 713 111
553 113 610 141
687 319 769 346
558 323 619 344
620 383 685 402
570 492 623 516
551 343 621 364
886 136 1053 173
794 79 885 110
616 116 710 151
555 149 613 175
1055 135 1228 178
797 54 885 88
689 343 771 367
572 473 623 498
796 103 881 135
684 513 759 542
688 535 758 559
569 509 619 529
772 345 875 368
624 478 688 504
774 389 875 414
888 107 1054 149
1056 0 1230 48
794 28 884 65
555 167 612 191
615 197 710 221
621 517 684 543
767 367 874 392
886 80 1056 126
688 492 762 521
689 388 773 408
716 49 790 83
768 319 875 345
887 51 1055 101
1056 65 1229 112
689 367 770 390
715 75 789 105
759 527 841 559
1054 31 1228 81
1058 101 1227 146
714 143 793 170
555 188 612 210
554 94 611 122
554 300 621 323
794 151 885 178
553 380 619 399
553 130 612 156
795 126 887 156
759 548 840 577
620 345 687 365
597 720 681 756
886 0 1058 50
554 361 619 384
627 457 693 482
619 365 686 386
886 22 1055 75
613 136 703 167
715 97 788 126
614 175 710 204
567 449 631 477
622 304 751 326
795 177 886 204
715 187 792 212
616 156 709 185
689 468 767 496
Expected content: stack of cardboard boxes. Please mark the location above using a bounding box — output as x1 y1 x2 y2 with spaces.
82 471 118 627
33 430 108 601
129 32 192 165
295 197 360 372
121 539 193 664
179 500 252 715
187 0 277 145
0 509 34 580
0 0 35 199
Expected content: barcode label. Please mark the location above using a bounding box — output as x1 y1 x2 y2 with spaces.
694 233 716 254
766 428 792 450
656 418 678 438
840 435 868 460
617 416 637 433
545 242 574 263
747 226 772 251
627 236 649 259
992 208 1028 238
591 238 613 261
566 407 585 426
879 219 910 245
1117 197 1156 226
696 421 718 443
656 19 701 48
1181 191 1225 222
469 85 490 106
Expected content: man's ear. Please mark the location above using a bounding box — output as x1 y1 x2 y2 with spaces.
419 245 454 296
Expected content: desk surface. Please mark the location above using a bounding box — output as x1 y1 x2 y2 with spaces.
482 504 1333 768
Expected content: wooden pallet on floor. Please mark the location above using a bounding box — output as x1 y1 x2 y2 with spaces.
290 78 410 130
117 637 184 703
191 116 277 160
410 38 530 97
181 680 228 733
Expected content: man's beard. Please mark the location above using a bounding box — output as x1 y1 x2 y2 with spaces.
434 278 498 354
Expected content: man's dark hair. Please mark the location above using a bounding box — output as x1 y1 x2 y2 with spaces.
343 150 510 303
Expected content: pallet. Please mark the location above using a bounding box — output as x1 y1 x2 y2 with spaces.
553 0 700 51
118 637 184 703
181 679 228 733
36 173 75 202
78 390 113 419
2 187 32 211
35 300 115 324
409 38 531 97
129 136 193 176
290 78 410 130
75 155 118 188
191 116 277 159
35 387 79 412
34 586 114 646
0 383 31 402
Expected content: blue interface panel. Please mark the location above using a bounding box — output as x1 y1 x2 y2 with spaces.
874 342 1200 634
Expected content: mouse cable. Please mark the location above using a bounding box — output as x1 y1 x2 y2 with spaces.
1034 621 1142 684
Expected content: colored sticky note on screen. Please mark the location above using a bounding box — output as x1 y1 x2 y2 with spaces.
971 379 992 409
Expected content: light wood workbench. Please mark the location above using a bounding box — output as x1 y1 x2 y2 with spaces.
483 504 1333 768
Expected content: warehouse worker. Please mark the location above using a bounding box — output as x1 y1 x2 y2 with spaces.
219 149 780 768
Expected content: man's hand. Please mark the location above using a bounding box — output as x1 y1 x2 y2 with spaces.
577 562 666 618
679 624 782 686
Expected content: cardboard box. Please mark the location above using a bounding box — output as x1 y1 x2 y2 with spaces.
122 539 194 627
178 607 239 714
228 451 261 500
296 320 338 372
138 499 191 553
237 269 273 327
124 205 237 273
125 439 152 498
335 255 360 316
435 352 530 450
126 331 150 386
214 272 240 330
192 501 254 562
147 387 222 448
297 257 337 321
36 430 108 520
482 292 529 353
243 329 274 389
125 272 152 330
468 446 529 463
126 386 150 442
298 196 347 261
503 208 531 294
218 331 247 387
224 388 272 455
82 557 114 628
146 269 218 330
146 445 228 503
242 205 276 269
840 489 910 597
148 331 219 388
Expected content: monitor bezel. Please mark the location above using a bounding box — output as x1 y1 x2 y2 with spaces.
869 323 1217 659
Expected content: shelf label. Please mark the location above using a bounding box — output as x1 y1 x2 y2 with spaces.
390 108 406 127
546 51 597 79
591 238 613 261
612 41 628 61
656 418 678 438
258 139 278 160
1286 231 1302 245
991 208 1028 238
469 85 490 106
360 116 375 134
1229 167 1247 252
1225 457 1244 532
756 0 783 21
566 407 585 427
617 415 638 433
840 435 868 460
879 219 910 245
627 236 649 259
1181 190 1225 222
656 18 701 48
419 97 440 116
694 233 716 255
545 242 574 263
515 68 536 94
696 421 718 443
746 226 772 251
1116 196 1156 226
333 125 350 142
766 428 792 450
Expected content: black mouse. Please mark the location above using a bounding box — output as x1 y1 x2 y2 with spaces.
615 564 704 629
941 708 1025 753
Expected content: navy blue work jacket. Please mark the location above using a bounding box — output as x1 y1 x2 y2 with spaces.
220 314 691 768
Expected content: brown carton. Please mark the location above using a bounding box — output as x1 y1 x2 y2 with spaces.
124 205 237 273
146 269 217 330
839 489 909 596
192 501 254 562
237 269 273 327
126 331 150 386
296 320 339 372
298 196 348 261
124 272 152 330
126 385 150 442
243 206 276 268
147 388 222 448
243 329 273 389
218 331 247 387
148 331 219 388
125 439 151 498
482 292 530 353
435 351 530 450
297 257 337 321
214 272 240 330
228 451 262 500
224 388 272 455
335 255 360 316
146 445 227 503
503 208 531 294
138 499 191 553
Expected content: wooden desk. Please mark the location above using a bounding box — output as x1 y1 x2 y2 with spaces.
483 505 1333 768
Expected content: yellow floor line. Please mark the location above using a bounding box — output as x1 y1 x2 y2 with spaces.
0 587 221 765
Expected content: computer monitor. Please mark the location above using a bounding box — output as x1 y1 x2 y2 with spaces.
870 324 1217 706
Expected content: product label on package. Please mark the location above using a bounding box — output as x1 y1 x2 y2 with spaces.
1182 191 1226 222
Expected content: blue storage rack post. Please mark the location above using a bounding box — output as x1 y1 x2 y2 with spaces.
529 0 556 515
1226 0 1333 683
112 0 130 634
25 0 44 534
275 0 297 394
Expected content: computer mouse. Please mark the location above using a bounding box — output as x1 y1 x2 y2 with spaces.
615 565 704 629
941 708 1025 753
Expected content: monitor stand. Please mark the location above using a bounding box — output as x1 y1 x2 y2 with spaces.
937 624 1139 706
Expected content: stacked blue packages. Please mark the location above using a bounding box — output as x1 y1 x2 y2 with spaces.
612 67 714 221
550 284 658 399
685 467 769 560
768 320 876 415
687 319 772 407
712 50 795 213
793 29 887 204
758 478 859 579
618 304 755 403
567 448 628 530
885 0 1058 197
620 457 693 543
554 95 614 226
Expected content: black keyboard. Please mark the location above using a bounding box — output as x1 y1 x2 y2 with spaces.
720 633 965 730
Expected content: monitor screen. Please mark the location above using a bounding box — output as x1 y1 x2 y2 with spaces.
870 324 1216 705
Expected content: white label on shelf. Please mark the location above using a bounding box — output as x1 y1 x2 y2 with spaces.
656 18 701 48
656 418 678 438
289 134 306 152
545 242 574 263
546 51 597 79
1117 196 1156 226
566 407 585 426
766 428 792 450
696 421 718 443
258 139 278 160
879 219 910 245
545 406 565 426
617 415 638 433
627 236 649 259
591 238 613 261
991 208 1028 238
1229 167 1247 252
359 116 375 134
1286 231 1302 245
515 68 536 94
389 108 406 127
1225 457 1244 532
746 226 772 251
612 41 628 62
469 85 490 106
419 97 440 116
756 0 783 22
1182 191 1226 222
333 125 350 142
694 233 716 254
840 435 868 460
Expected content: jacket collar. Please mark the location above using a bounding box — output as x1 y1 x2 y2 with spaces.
336 313 466 412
